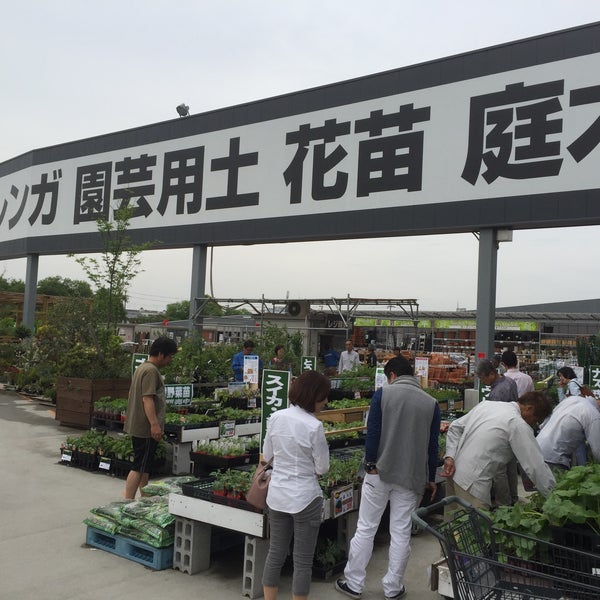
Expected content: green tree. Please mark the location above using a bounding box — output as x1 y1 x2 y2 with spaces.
14 296 130 395
0 274 25 321
255 323 304 374
37 276 93 297
202 296 225 316
165 300 191 321
93 287 127 327
162 334 237 384
0 273 25 292
71 206 150 331
166 296 245 322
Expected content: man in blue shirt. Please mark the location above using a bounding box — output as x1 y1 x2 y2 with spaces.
232 340 263 382
322 344 340 375
477 359 518 403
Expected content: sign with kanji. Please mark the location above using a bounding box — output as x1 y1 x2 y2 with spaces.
332 484 355 518
219 420 236 438
301 356 316 372
3 24 600 259
479 384 492 403
260 369 290 449
164 383 193 406
589 365 600 396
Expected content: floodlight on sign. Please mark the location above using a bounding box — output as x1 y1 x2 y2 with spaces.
176 103 190 117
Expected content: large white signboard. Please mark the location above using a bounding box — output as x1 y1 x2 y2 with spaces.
2 23 600 258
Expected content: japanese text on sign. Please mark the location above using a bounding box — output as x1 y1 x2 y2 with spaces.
164 384 193 406
4 50 600 248
260 369 291 448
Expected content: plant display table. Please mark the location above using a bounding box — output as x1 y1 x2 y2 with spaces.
168 490 359 599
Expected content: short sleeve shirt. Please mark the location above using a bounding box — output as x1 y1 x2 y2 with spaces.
124 361 165 438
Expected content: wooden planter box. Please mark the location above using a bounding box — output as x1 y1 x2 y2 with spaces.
55 376 131 428
317 407 369 424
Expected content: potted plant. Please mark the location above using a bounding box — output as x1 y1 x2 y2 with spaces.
319 453 363 499
323 421 365 449
313 537 346 579
190 437 253 475
209 469 253 502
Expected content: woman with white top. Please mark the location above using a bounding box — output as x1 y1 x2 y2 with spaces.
262 370 331 600
556 366 581 401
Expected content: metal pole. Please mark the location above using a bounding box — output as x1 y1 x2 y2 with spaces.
22 254 39 330
475 229 498 363
189 245 208 337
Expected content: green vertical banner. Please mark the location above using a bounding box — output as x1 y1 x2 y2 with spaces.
132 353 148 376
260 369 291 452
479 384 491 402
301 356 317 371
590 365 600 395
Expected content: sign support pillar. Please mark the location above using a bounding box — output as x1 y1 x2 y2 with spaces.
23 253 39 330
475 229 498 364
190 244 208 336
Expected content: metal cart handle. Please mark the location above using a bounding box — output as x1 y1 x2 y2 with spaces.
411 495 474 530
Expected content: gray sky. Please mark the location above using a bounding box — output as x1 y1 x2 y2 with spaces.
2 2 600 311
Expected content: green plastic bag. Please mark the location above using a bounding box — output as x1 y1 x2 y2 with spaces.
84 514 120 535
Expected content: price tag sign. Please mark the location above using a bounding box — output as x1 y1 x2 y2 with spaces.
61 449 73 462
247 396 257 408
243 355 260 385
375 367 386 390
332 484 354 518
415 356 429 384
132 353 148 376
99 456 112 471
219 420 236 438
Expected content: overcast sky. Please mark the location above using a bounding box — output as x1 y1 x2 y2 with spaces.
2 2 600 312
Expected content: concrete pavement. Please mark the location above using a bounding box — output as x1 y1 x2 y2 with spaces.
0 387 443 600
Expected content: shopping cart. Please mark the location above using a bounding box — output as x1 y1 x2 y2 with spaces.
412 496 600 600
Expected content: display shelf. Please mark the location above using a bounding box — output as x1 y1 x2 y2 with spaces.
169 492 267 537
189 452 255 476
166 421 261 444
317 406 369 424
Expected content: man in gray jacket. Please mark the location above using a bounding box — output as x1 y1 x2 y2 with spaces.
335 356 440 600
441 391 555 513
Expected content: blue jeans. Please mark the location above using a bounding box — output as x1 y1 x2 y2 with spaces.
262 496 323 596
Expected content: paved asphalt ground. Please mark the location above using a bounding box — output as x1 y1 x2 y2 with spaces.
0 386 444 600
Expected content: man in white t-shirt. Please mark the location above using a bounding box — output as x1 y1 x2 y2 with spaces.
338 340 361 373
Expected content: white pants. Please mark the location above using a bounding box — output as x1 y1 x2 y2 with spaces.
343 473 421 597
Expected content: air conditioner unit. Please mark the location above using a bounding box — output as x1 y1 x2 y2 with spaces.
286 300 310 318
